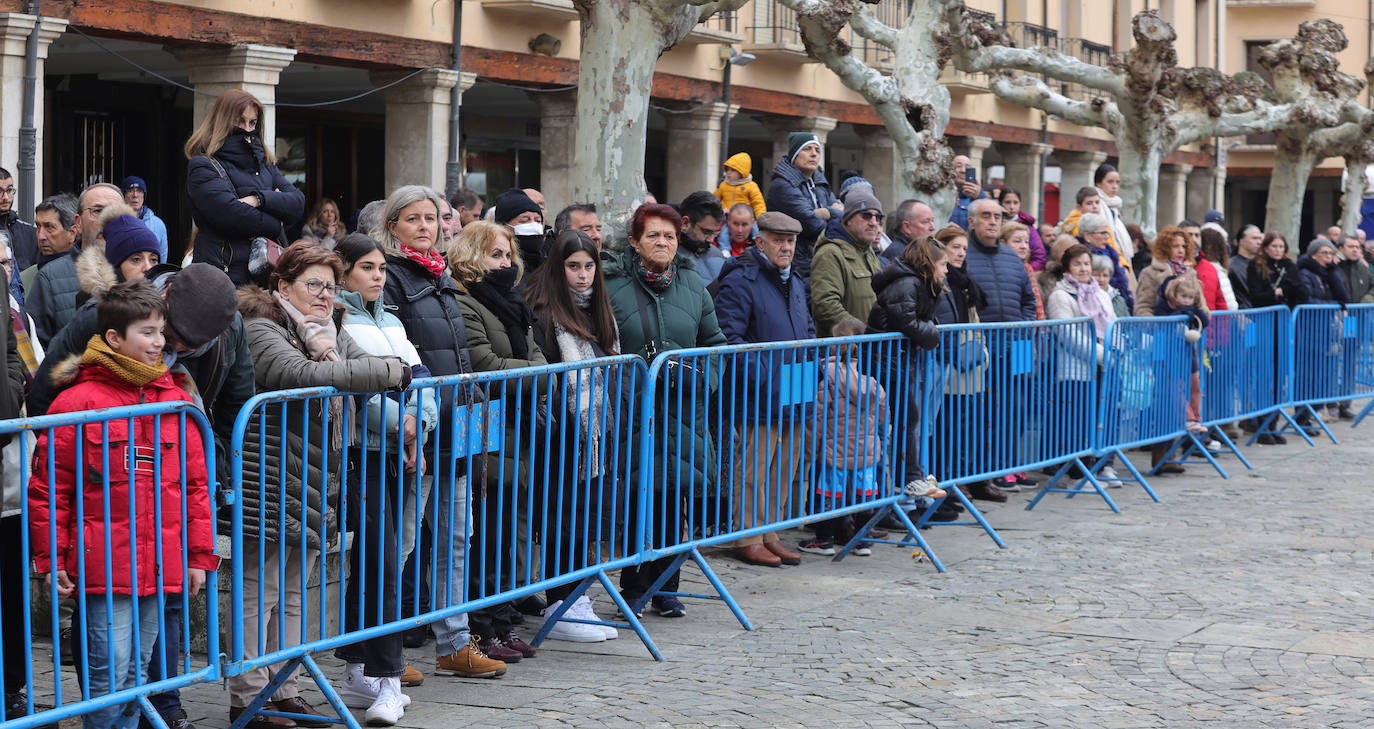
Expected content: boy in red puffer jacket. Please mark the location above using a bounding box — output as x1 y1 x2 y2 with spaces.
29 280 217 729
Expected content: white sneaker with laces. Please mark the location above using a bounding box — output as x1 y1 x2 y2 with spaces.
339 664 380 709
569 596 618 640
340 665 411 710
1098 466 1123 488
542 600 607 643
364 677 406 727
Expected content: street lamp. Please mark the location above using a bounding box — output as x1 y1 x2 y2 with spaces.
720 47 756 167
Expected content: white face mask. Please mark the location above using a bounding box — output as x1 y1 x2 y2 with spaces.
512 222 544 237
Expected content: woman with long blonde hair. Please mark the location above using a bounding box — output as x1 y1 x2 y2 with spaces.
185 89 304 285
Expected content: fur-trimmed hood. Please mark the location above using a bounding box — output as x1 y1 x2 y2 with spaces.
237 283 346 330
75 243 116 299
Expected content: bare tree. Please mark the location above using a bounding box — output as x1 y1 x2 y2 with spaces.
1254 21 1371 247
946 8 1304 235
1340 148 1374 241
776 0 961 217
571 0 749 225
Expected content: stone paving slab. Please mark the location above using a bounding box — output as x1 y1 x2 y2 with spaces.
31 427 1374 727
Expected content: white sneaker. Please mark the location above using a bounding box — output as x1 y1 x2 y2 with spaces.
364 678 406 727
1205 439 1223 452
1098 467 1123 488
542 600 607 643
568 595 618 640
339 664 379 709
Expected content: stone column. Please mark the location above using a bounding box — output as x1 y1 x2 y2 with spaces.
664 103 736 205
175 44 297 151
857 126 899 211
0 13 66 206
1000 142 1054 221
1157 163 1194 231
1186 165 1217 223
531 89 577 214
1054 149 1109 222
368 68 460 193
766 115 838 179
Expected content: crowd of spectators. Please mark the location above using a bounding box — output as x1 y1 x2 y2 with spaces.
5 86 1374 729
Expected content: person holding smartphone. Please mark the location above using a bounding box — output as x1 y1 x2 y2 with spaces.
949 155 986 232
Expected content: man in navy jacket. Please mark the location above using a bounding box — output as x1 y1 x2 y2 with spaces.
964 198 1036 322
713 211 814 568
765 132 843 279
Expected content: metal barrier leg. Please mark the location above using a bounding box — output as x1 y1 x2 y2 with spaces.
1181 433 1231 479
1110 448 1162 503
595 571 664 662
229 657 305 729
530 571 653 656
294 653 362 729
1270 410 1318 447
923 485 1005 547
136 694 171 729
631 550 752 633
1207 426 1253 470
1353 398 1374 427
1300 404 1340 445
840 503 945 571
1026 458 1121 514
684 548 753 631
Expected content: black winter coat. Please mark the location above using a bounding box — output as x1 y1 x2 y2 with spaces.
1246 256 1308 308
1297 255 1350 305
868 261 941 350
1 210 38 273
187 132 305 285
381 253 479 442
765 159 837 277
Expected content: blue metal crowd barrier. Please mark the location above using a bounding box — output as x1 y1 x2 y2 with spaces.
224 357 648 728
925 318 1094 528
615 334 949 634
17 300 1374 729
1029 316 1190 511
0 401 218 729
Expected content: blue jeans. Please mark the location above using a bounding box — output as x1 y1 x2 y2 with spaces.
83 594 159 729
429 465 472 656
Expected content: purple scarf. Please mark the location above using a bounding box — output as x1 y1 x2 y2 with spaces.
1071 277 1113 339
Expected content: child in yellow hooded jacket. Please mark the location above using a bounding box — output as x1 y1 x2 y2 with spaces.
714 152 767 217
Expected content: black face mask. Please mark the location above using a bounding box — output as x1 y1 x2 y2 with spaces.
483 265 520 291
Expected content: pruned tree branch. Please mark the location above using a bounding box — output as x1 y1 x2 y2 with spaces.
691 0 749 22
988 74 1120 132
850 6 899 50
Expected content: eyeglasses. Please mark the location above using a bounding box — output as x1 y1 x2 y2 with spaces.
0 259 12 269
82 205 107 217
0 187 14 198
857 211 885 222
297 279 338 297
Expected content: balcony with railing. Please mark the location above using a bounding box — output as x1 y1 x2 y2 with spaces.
1004 21 1059 50
684 9 746 44
1059 37 1113 100
480 0 579 21
746 1 809 59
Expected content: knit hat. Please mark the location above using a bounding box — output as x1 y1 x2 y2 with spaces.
837 176 874 202
1307 238 1337 257
164 263 237 348
102 214 160 267
493 189 541 224
842 191 882 223
787 132 821 163
121 176 147 193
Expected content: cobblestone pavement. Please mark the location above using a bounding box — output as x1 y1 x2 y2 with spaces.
52 431 1374 727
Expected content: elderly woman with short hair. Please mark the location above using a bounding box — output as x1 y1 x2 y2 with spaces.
1077 212 1135 311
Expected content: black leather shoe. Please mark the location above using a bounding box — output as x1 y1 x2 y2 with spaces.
963 482 1008 503
515 594 547 616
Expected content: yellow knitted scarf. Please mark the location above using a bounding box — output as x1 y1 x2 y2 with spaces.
80 334 168 388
